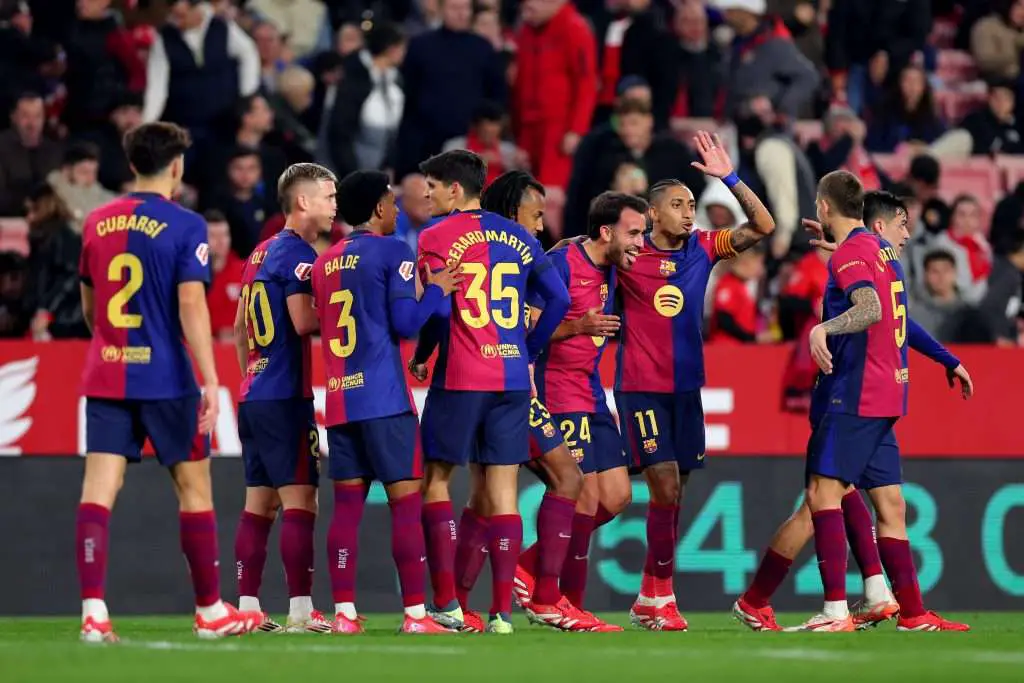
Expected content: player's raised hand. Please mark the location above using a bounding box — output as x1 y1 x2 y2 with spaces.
408 358 429 382
809 324 833 374
199 383 220 435
690 131 734 178
577 307 620 337
803 218 836 252
426 264 464 296
947 363 974 399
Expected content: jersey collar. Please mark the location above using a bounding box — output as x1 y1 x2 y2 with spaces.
574 240 607 272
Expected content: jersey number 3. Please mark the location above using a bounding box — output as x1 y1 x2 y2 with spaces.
329 289 356 358
460 262 521 329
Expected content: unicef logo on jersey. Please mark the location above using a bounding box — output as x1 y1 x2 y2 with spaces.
653 285 684 317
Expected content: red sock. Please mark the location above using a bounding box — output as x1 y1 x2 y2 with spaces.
594 504 615 529
454 507 489 609
390 492 426 608
743 548 793 608
423 500 457 608
842 491 883 579
280 509 316 598
878 537 925 618
76 503 110 601
560 512 595 607
234 511 273 598
487 514 523 618
179 511 221 607
328 483 366 604
811 509 848 603
518 543 538 576
533 493 576 605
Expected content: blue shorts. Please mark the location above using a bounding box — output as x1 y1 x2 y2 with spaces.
85 396 209 466
552 412 626 474
327 412 422 484
528 397 565 460
614 391 706 472
805 413 902 489
421 388 530 467
238 399 320 488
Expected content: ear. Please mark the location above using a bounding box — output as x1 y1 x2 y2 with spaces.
374 201 384 219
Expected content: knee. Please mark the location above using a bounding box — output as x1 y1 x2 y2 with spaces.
872 489 906 527
805 476 844 511
549 462 584 502
601 476 633 515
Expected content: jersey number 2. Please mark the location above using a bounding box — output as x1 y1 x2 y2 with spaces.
329 289 356 358
890 281 906 348
460 262 521 330
107 253 144 328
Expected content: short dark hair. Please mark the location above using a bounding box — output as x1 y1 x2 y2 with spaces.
648 178 688 206
923 249 956 270
277 162 338 213
481 170 545 221
123 122 192 177
950 194 979 215
63 141 100 166
863 190 907 227
336 170 391 226
9 91 42 114
203 209 228 224
614 97 652 117
909 154 941 186
471 100 505 125
587 191 649 239
817 170 864 220
365 21 405 56
227 145 260 164
419 149 487 199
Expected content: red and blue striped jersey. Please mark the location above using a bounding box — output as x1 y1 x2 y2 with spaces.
812 228 909 418
78 192 210 399
615 230 736 393
312 231 418 425
535 242 615 413
238 230 316 401
417 209 551 392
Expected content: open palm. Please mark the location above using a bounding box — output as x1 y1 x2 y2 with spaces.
690 131 734 178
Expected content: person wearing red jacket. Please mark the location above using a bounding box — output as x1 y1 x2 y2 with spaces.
514 0 598 191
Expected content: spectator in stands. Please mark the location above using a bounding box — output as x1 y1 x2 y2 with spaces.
45 142 115 234
209 146 275 258
404 0 443 36
825 0 931 115
0 93 63 216
610 162 648 196
308 50 344 159
61 0 129 135
395 172 433 251
865 64 946 153
905 154 950 235
24 182 86 340
443 101 527 186
327 21 406 179
472 4 506 52
336 22 364 57
397 0 506 178
708 245 769 344
970 0 1024 82
670 0 725 120
0 1 53 116
0 251 31 338
713 0 820 122
268 65 318 164
912 249 991 342
958 79 1024 155
990 180 1024 256
248 0 327 59
216 93 287 200
564 98 703 238
204 209 245 341
807 105 884 191
981 230 1024 345
514 0 598 190
935 195 992 303
252 20 290 94
143 0 260 143
696 178 745 231
767 0 825 70
79 92 141 193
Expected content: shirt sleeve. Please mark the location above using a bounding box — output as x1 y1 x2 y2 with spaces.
387 241 418 302
281 244 315 297
697 229 738 262
176 215 212 285
78 234 92 286
527 249 569 308
831 242 875 298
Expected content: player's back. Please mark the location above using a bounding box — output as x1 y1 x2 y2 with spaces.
313 231 415 424
239 230 316 401
417 209 546 392
79 192 210 399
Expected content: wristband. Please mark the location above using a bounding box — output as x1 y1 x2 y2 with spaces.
723 172 740 189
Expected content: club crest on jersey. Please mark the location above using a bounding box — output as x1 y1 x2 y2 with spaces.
659 259 676 276
195 242 209 266
653 284 684 317
643 438 658 454
398 260 415 281
542 423 556 438
294 262 313 281
599 283 609 302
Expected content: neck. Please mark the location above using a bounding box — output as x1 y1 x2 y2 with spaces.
582 239 610 266
284 215 319 244
132 177 175 199
212 256 226 274
453 198 481 212
360 221 383 236
651 227 686 251
933 289 956 303
371 55 391 72
237 130 262 147
830 218 862 244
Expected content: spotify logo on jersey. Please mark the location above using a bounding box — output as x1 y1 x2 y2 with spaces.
653 285 684 317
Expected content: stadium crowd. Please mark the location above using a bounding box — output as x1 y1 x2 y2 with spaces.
0 0 1022 347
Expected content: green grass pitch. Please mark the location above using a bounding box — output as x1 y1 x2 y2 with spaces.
2 613 1023 682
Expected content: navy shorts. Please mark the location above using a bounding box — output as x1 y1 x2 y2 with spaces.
85 396 209 466
806 413 902 490
238 399 320 488
327 412 422 484
421 388 530 467
552 412 626 474
614 391 706 472
528 397 565 460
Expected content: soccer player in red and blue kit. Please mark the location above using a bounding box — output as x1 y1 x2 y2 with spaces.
615 131 776 630
313 171 461 634
76 122 260 642
412 151 571 634
735 188 974 633
232 164 335 634
794 172 970 632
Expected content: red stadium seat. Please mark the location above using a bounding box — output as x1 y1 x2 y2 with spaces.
935 50 978 85
997 156 1024 192
934 86 988 124
871 153 909 181
939 158 1000 229
0 217 29 256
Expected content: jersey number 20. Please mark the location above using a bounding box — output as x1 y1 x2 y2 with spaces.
241 283 275 349
460 262 521 329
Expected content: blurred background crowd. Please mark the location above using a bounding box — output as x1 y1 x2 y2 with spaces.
0 0 1022 349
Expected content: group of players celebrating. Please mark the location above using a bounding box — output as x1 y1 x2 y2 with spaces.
73 121 973 643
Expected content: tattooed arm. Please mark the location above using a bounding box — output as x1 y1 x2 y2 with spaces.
821 287 883 335
727 179 776 253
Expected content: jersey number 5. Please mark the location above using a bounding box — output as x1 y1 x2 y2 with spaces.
329 289 356 358
460 262 521 329
890 280 906 348
241 282 275 349
107 253 144 328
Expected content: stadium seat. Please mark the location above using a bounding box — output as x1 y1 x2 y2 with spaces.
0 218 29 256
871 153 909 181
934 85 988 124
935 50 978 85
939 158 1000 228
793 120 823 148
997 156 1024 193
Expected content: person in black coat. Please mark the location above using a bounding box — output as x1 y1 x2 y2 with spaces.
61 0 129 135
959 80 1024 155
